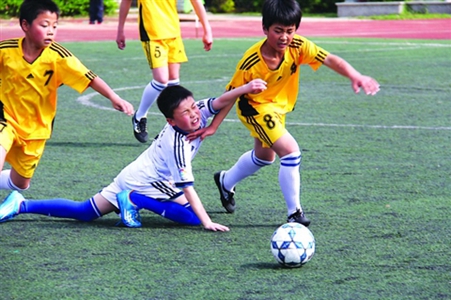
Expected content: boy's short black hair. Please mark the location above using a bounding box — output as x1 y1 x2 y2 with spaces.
262 0 302 30
20 0 60 25
157 85 194 119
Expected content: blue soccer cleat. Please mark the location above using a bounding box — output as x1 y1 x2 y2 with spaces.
116 190 142 228
0 191 24 223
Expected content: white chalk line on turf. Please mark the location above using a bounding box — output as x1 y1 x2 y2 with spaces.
77 83 451 131
79 40 450 62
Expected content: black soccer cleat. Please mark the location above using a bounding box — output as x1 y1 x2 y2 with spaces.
132 113 148 143
214 171 236 213
287 209 311 227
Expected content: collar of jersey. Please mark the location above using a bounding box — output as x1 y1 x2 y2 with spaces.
173 125 189 135
173 125 202 136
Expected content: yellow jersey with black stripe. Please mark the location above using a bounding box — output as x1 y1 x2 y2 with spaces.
0 38 96 140
138 0 180 41
226 34 329 114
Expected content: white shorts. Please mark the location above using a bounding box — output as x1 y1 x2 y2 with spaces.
99 168 183 208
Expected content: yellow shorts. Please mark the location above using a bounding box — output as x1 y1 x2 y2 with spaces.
141 37 188 69
0 122 46 179
236 100 287 148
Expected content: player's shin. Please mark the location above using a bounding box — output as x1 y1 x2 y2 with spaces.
223 150 273 191
129 192 201 225
22 197 101 221
279 151 302 214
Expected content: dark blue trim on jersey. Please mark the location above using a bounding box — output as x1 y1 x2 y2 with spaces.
206 98 219 115
173 126 189 135
173 131 186 169
175 181 194 188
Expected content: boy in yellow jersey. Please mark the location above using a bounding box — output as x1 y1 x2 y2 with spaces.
116 0 213 143
0 0 134 194
191 0 380 226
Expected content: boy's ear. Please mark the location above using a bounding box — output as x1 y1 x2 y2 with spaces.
167 117 176 126
20 19 30 32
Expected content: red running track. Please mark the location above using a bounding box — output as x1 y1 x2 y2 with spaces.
1 18 450 42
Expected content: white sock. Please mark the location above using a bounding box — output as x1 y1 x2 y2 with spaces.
167 79 180 86
0 169 11 190
279 151 302 215
0 169 29 191
223 150 274 191
135 80 167 120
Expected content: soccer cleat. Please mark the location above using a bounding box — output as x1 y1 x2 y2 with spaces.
214 171 236 213
0 191 24 223
116 190 142 228
287 209 311 227
132 114 148 143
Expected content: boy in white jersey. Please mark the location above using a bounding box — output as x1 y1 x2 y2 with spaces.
191 0 380 227
116 0 213 143
0 80 267 231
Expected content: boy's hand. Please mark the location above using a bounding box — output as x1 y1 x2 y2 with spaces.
112 98 135 116
352 75 380 95
202 32 213 51
116 31 126 50
186 125 217 141
246 79 267 94
204 222 230 232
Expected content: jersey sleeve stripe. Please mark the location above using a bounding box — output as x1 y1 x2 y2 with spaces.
240 52 260 70
173 132 186 169
49 42 73 58
85 70 97 81
0 39 19 49
315 50 327 63
289 37 304 48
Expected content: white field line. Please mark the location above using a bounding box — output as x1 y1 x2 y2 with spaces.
77 83 451 131
79 40 451 62
308 30 451 38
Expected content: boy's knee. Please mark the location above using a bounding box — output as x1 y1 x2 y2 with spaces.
252 150 275 167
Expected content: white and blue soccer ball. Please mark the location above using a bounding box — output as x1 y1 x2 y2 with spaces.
270 222 315 268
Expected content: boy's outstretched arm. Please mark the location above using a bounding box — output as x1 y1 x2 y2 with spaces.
323 54 380 95
188 79 267 141
183 186 230 232
89 77 135 116
211 79 267 111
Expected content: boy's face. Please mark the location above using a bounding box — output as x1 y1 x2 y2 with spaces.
22 11 58 48
167 97 201 133
263 23 296 53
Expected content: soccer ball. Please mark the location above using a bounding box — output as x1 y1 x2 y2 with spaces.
270 222 315 268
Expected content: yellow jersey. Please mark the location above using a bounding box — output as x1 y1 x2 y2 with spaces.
226 34 329 114
138 0 180 41
0 38 96 140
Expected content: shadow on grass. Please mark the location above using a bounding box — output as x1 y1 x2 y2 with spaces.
7 216 282 230
241 262 311 270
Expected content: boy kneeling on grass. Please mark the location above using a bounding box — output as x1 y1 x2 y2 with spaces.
0 80 267 231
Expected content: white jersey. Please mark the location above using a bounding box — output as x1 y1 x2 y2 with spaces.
100 98 218 206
